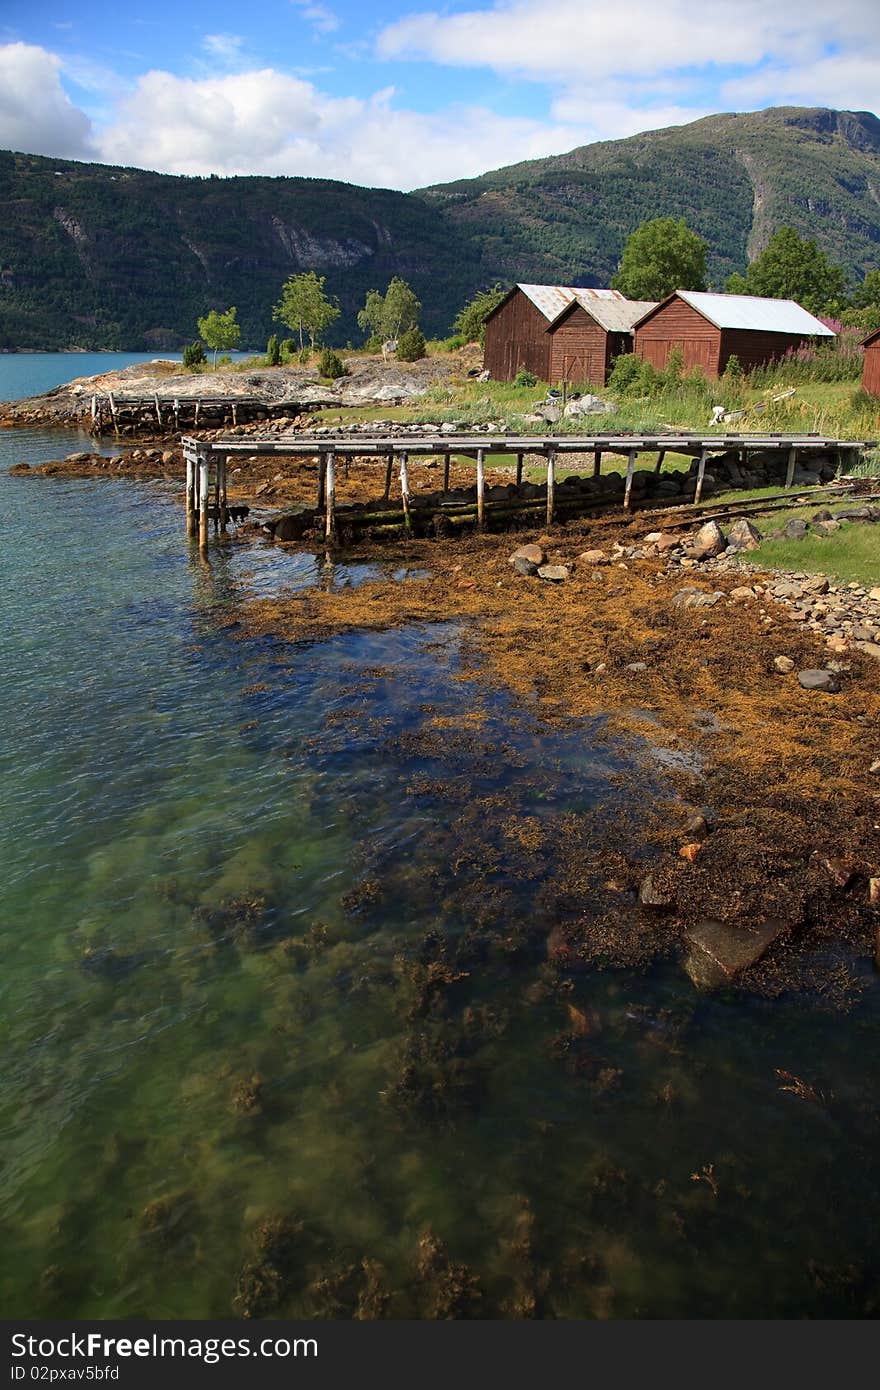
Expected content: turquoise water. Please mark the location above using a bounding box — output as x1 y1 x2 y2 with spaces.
2 427 880 1319
0 352 253 403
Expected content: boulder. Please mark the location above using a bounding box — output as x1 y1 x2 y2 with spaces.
797 669 840 692
856 641 880 662
729 586 756 602
783 519 809 540
728 518 762 551
655 532 683 552
684 917 787 989
509 543 545 573
689 520 726 559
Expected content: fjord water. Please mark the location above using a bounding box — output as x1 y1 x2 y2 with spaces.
2 424 880 1319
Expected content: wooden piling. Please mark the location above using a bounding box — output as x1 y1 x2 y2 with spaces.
694 448 709 505
194 399 201 429
476 448 486 529
316 453 326 511
154 393 163 428
384 452 394 501
198 457 209 548
219 454 228 529
185 453 196 537
654 449 666 475
108 392 119 437
593 449 602 479
443 453 451 493
399 452 411 531
785 446 797 488
325 450 336 541
546 447 556 525
623 449 637 510
516 452 524 487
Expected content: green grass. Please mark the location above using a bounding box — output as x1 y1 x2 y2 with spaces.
749 523 880 586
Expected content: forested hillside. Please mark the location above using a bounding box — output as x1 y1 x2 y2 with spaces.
1 106 878 349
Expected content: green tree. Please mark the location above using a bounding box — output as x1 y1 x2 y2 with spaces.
273 272 340 352
266 333 281 366
850 268 880 310
453 283 507 345
611 217 707 301
182 341 205 369
396 326 426 361
357 277 421 343
726 226 846 315
197 306 241 366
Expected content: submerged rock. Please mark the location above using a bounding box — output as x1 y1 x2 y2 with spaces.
684 917 787 988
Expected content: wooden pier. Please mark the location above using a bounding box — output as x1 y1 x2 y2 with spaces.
89 393 295 436
181 431 875 548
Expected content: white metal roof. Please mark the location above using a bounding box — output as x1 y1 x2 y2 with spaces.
675 290 835 336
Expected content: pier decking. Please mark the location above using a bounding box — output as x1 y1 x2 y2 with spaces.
181 431 875 547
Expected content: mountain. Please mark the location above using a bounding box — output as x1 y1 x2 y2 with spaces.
420 107 880 293
1 107 879 350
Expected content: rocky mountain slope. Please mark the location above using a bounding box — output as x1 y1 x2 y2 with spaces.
1 106 878 349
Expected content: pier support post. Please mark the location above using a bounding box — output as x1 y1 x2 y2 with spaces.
476 448 486 530
593 449 602 479
154 393 163 429
694 448 708 505
384 452 394 501
516 452 524 487
109 392 119 437
443 453 451 494
316 453 326 511
623 449 637 511
219 454 228 530
654 449 666 475
399 452 411 531
185 452 196 537
546 447 556 526
325 450 336 542
198 455 209 548
785 446 797 489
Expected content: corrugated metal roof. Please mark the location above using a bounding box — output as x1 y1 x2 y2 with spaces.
568 293 657 332
676 290 835 336
517 284 581 320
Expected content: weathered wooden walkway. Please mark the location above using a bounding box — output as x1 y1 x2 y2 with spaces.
89 393 291 435
181 431 875 547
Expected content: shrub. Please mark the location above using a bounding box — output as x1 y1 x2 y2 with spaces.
513 368 538 387
607 352 646 394
318 348 348 379
397 327 426 361
182 341 206 369
266 334 281 366
722 354 743 379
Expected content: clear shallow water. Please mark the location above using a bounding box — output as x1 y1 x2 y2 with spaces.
2 430 880 1319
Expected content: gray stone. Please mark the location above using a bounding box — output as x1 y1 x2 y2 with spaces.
797 669 840 692
856 642 880 662
728 518 762 551
638 876 673 910
512 556 539 576
685 917 787 988
690 520 726 559
783 519 809 540
537 564 571 582
509 543 545 570
773 655 795 674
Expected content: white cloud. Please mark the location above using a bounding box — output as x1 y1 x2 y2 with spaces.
201 34 248 67
95 67 590 187
0 42 93 158
292 1 340 36
378 0 879 79
377 0 880 139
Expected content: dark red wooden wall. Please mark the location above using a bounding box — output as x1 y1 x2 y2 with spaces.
483 291 552 381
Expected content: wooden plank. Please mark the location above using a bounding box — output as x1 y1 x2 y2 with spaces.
476 447 486 529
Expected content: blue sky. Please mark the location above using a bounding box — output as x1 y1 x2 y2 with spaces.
1 1 878 188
